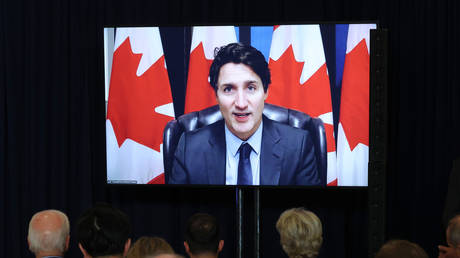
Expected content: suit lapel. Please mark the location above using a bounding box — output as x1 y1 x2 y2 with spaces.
260 117 283 185
206 121 226 184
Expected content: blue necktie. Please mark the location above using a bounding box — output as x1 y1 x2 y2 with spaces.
238 142 252 185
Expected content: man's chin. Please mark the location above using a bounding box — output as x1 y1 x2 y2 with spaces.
231 127 253 140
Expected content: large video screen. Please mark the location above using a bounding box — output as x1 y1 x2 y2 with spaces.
104 24 376 186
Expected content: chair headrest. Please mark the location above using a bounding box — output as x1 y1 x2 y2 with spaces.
177 103 314 132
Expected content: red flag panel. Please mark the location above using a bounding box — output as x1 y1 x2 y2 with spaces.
184 42 216 113
339 39 370 150
107 38 173 152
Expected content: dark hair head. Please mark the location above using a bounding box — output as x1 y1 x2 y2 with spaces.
184 213 220 255
209 42 271 93
76 203 131 257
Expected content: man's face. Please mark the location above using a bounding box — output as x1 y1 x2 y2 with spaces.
216 63 268 141
446 230 460 258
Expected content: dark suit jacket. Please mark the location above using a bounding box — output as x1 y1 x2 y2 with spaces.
169 116 320 185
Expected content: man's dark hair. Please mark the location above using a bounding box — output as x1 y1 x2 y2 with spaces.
209 42 271 93
184 213 220 255
76 204 131 257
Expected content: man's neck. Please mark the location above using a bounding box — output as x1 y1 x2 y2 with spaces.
189 253 218 258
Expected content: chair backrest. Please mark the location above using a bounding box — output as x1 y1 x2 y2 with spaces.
162 103 327 185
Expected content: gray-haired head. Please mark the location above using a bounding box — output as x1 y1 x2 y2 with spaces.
28 209 70 255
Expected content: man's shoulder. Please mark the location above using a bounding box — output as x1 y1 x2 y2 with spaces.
264 116 310 137
182 119 224 139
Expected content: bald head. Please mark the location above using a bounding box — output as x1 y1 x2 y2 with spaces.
28 209 70 256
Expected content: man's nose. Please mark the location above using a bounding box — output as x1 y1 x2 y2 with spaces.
235 89 248 109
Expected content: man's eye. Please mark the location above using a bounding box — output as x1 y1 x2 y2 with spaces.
248 85 256 91
223 87 232 92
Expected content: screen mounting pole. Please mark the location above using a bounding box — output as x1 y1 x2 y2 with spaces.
254 188 260 258
237 187 243 258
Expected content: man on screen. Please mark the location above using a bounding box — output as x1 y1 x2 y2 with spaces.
169 43 319 185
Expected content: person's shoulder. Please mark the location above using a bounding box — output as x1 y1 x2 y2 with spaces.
183 119 224 138
265 117 310 137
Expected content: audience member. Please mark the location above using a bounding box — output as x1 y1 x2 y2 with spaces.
443 156 460 229
276 207 323 258
28 209 70 258
76 204 131 258
184 213 224 258
127 236 174 258
439 215 460 258
375 239 428 258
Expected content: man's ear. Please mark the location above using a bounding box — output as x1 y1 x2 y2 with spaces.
264 88 269 100
218 240 224 252
184 241 191 255
78 243 91 258
27 237 31 251
64 235 70 251
123 238 131 256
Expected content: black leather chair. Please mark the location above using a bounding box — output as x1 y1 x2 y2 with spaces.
162 103 327 185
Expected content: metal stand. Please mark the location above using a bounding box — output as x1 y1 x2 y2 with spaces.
254 188 260 258
236 187 261 258
237 188 243 258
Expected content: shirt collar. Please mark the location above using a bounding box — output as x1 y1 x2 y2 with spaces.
225 119 263 157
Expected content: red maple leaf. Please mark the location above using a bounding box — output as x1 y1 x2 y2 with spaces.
184 42 216 113
267 45 333 117
267 45 336 151
107 37 173 152
340 39 369 150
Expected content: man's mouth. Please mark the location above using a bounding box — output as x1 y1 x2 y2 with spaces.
233 112 251 121
233 112 250 117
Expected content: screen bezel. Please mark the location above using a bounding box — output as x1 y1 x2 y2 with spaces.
102 21 380 189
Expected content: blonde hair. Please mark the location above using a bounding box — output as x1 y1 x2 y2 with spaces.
127 236 174 258
28 209 70 254
276 208 323 258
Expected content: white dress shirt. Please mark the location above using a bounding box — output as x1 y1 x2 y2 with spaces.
224 120 263 185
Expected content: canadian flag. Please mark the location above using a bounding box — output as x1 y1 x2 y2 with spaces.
184 26 237 113
106 27 175 184
267 25 337 186
336 24 376 186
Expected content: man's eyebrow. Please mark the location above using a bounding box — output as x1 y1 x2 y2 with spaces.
218 80 259 87
219 83 234 87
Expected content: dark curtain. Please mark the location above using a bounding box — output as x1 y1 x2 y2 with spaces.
1 0 460 257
